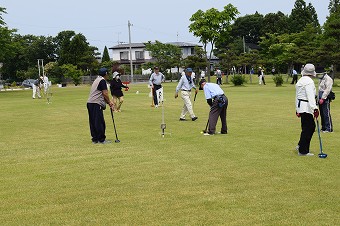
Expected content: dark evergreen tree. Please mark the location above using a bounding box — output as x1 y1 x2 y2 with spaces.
320 1 340 77
288 0 320 33
230 12 264 44
329 0 340 14
262 11 289 35
102 46 110 62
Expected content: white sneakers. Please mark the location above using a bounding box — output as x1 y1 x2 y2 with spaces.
295 145 314 156
298 152 314 156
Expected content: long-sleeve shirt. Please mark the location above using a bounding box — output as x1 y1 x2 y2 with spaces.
318 74 333 99
149 72 165 86
175 75 196 93
295 76 317 114
202 83 224 100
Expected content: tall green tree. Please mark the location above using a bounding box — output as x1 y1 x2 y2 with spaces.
189 4 239 81
0 6 6 27
144 40 182 72
55 31 97 72
231 12 264 45
288 0 320 33
102 46 110 62
321 1 340 78
262 11 289 35
55 30 76 65
329 0 340 13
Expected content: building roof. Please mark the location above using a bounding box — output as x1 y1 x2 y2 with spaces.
109 42 202 50
109 43 146 50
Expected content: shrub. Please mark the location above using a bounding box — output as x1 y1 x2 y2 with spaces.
273 74 284 87
231 74 246 86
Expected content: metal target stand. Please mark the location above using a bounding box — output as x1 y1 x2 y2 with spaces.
157 88 171 138
38 59 53 104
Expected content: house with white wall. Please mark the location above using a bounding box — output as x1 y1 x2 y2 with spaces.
109 42 202 71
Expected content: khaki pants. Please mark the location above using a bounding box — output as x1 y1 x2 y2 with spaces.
180 91 195 119
113 96 124 112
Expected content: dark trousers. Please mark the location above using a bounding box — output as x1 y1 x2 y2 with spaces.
87 103 106 143
208 95 228 134
298 113 315 154
291 74 298 84
319 99 333 132
152 84 162 105
216 77 222 85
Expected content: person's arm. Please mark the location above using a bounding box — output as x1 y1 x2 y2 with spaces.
175 77 183 98
119 80 128 89
98 79 114 108
102 90 113 107
305 83 317 111
149 74 154 87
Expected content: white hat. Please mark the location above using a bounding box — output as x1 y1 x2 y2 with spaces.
112 71 120 78
301 63 316 77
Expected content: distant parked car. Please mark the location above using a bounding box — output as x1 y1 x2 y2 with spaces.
21 79 36 88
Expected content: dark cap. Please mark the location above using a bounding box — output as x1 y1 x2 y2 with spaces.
185 68 193 73
154 66 159 70
199 79 206 90
99 68 108 76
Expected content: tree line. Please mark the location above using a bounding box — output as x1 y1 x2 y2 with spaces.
0 0 340 84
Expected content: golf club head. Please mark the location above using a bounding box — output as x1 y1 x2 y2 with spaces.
115 139 120 143
318 153 327 158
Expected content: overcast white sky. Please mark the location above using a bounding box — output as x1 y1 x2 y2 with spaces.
1 0 329 55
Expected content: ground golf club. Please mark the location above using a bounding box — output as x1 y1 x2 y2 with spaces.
110 108 120 143
316 118 327 158
201 119 209 133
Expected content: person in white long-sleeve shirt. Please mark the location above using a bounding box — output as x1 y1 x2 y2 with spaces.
175 68 198 121
318 72 333 133
295 63 319 156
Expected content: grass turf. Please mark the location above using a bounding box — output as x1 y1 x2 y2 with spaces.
0 77 339 225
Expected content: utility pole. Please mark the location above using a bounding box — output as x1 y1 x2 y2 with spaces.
128 20 133 82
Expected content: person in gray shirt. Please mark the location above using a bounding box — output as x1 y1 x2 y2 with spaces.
87 68 114 144
149 66 165 108
175 68 198 121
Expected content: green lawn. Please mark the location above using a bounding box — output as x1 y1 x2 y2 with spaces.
0 77 339 225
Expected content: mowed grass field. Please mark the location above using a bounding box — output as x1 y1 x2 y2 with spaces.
0 76 339 225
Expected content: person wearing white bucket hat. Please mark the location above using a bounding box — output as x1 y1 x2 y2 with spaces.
110 71 129 112
295 63 319 156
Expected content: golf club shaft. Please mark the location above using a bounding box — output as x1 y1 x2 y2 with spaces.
110 108 119 141
204 119 209 132
315 118 323 153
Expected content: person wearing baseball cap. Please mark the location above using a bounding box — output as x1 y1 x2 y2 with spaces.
295 63 319 156
86 68 114 144
175 68 198 121
110 71 129 112
199 79 228 135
